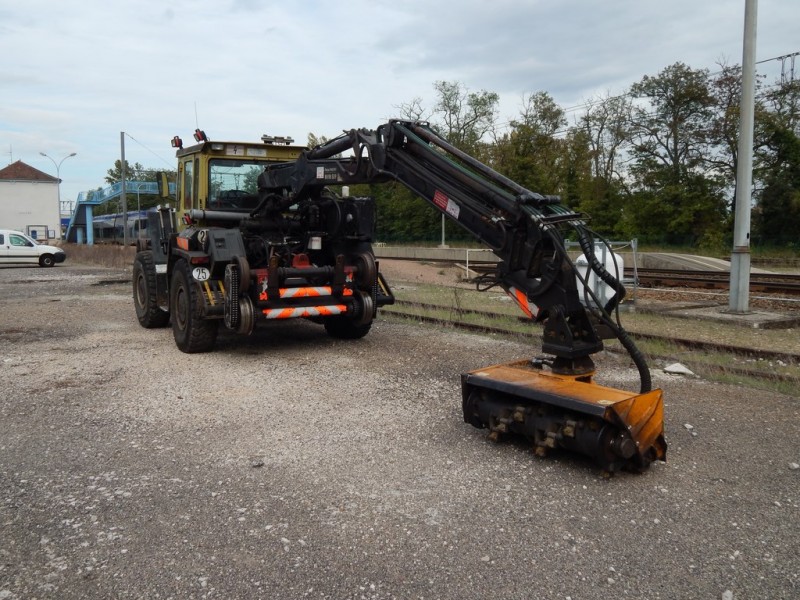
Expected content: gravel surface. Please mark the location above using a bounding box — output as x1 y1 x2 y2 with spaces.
1 263 799 599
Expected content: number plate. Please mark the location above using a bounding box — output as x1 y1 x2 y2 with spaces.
192 267 211 281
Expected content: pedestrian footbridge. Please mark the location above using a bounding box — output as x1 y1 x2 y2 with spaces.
65 181 175 244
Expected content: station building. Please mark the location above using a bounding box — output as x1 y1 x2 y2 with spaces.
0 161 61 240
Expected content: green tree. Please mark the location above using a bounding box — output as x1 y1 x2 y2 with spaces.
507 91 567 190
622 63 727 243
493 92 588 202
581 93 633 186
753 79 800 247
430 80 499 155
380 81 500 242
561 127 594 211
395 96 429 123
574 93 634 235
629 63 713 179
753 127 800 246
105 159 145 184
621 162 727 245
706 63 745 189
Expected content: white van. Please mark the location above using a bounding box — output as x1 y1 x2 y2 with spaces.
0 229 67 267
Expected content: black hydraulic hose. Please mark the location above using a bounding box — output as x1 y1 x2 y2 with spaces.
615 324 653 393
575 231 651 393
395 124 520 216
577 231 626 314
407 122 544 202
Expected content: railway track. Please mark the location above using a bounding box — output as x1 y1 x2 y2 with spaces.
631 269 800 295
383 299 800 385
404 258 800 296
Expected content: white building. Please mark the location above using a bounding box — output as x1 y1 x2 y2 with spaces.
0 161 61 240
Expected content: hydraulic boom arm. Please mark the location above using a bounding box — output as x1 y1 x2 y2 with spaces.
258 120 666 471
260 121 648 384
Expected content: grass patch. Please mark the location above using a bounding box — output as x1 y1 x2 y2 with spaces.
63 243 136 270
385 278 800 395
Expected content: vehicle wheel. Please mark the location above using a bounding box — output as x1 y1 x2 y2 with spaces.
352 251 377 289
133 251 169 328
39 254 55 268
324 290 373 340
324 317 372 340
170 259 218 352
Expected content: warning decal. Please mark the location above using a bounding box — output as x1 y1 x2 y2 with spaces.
433 190 461 220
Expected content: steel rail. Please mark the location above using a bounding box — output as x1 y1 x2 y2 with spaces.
632 269 800 295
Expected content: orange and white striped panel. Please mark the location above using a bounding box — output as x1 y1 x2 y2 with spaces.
507 286 539 319
260 287 354 301
262 305 348 319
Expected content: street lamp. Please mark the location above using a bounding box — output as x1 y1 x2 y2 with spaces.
40 151 77 239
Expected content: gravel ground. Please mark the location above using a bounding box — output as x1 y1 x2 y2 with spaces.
1 262 799 599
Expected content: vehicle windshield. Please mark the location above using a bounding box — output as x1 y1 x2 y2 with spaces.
207 159 264 211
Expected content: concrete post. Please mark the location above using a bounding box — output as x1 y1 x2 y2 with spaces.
729 0 757 313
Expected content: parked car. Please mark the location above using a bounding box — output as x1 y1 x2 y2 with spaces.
0 229 66 267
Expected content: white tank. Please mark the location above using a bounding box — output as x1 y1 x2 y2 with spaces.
575 244 624 307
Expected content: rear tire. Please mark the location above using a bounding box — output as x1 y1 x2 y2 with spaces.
133 251 169 328
324 317 372 340
170 259 218 352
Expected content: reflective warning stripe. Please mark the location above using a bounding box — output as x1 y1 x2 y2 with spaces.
280 286 331 298
507 286 539 319
262 305 348 319
261 287 354 300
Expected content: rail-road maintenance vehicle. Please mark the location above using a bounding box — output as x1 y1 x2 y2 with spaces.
133 121 667 473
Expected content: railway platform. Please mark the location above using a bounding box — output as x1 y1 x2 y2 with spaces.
633 298 800 330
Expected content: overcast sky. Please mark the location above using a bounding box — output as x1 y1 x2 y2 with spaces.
1 0 798 206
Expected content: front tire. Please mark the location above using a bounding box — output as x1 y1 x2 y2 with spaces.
39 255 55 268
133 251 169 328
170 259 218 353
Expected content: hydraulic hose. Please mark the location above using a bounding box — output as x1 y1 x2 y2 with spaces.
577 231 626 314
615 325 653 394
576 230 652 393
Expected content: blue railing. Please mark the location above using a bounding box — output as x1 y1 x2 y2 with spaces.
67 181 176 243
75 181 175 204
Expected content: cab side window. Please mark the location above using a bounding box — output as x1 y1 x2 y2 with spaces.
0 234 4 244
10 234 32 247
182 159 196 211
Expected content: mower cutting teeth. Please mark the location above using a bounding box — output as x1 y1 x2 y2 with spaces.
462 360 667 473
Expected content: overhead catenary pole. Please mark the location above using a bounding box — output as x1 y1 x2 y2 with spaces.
729 0 757 313
120 132 128 247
